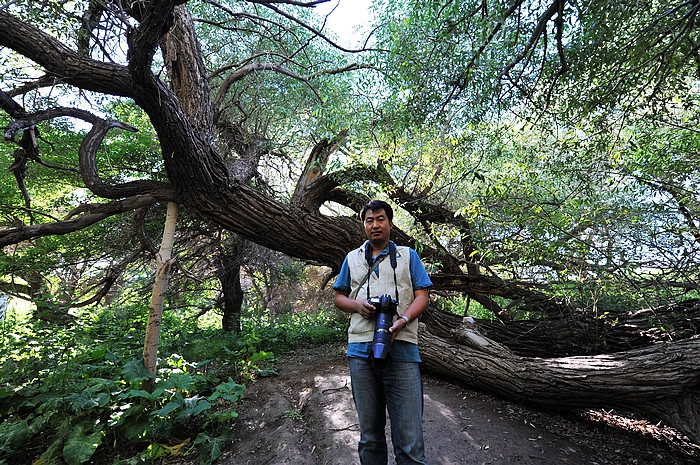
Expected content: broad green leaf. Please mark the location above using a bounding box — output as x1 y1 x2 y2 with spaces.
122 359 152 384
62 428 102 465
151 399 182 418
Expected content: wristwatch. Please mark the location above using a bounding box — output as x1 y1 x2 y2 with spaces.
400 315 410 326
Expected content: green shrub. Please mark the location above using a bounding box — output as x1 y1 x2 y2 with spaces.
0 301 345 464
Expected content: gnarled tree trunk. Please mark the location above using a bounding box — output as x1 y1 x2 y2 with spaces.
1 2 699 448
418 315 700 444
426 299 700 357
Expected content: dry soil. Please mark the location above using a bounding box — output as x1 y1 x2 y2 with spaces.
218 343 699 465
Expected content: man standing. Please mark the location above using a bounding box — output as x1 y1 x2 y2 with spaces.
333 200 432 465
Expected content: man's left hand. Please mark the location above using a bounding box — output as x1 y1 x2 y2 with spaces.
389 318 407 341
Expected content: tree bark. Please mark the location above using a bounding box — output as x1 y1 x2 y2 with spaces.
220 262 243 333
424 299 700 357
217 241 245 334
418 320 700 444
142 202 177 390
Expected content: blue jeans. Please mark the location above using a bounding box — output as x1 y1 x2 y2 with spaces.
348 357 428 465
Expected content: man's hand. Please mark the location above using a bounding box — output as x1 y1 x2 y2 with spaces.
334 291 377 319
357 299 377 319
389 316 408 341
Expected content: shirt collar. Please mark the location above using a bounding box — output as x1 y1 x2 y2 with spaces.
362 240 393 259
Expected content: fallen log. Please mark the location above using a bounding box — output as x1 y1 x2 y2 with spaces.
424 299 700 356
418 322 700 444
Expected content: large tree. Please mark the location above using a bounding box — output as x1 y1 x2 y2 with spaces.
0 0 698 444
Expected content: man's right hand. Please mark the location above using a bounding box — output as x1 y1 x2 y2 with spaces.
357 299 377 319
334 292 376 319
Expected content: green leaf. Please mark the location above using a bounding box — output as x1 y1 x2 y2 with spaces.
0 419 31 453
86 348 107 362
176 397 211 421
122 359 152 384
0 387 14 401
208 378 245 403
159 372 195 391
125 389 154 401
119 412 150 442
151 399 182 418
248 350 272 363
65 383 111 413
208 411 238 422
108 402 146 429
193 432 230 465
62 427 102 465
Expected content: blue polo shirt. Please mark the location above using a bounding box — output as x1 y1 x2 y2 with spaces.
333 243 432 362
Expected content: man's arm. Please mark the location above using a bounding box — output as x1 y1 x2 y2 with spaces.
389 288 429 339
334 291 377 319
333 254 377 319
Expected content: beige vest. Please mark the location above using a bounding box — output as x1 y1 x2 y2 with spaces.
347 241 418 344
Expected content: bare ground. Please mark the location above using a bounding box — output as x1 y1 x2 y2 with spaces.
219 343 699 465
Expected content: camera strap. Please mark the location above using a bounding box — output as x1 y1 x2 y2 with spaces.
364 241 399 303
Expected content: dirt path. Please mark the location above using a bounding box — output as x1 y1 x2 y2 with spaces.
221 344 698 465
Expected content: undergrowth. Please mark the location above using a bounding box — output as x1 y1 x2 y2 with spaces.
0 304 345 465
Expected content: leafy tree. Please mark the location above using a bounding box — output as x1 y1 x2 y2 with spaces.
0 0 698 447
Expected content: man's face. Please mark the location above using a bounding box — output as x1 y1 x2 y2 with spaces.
363 208 393 245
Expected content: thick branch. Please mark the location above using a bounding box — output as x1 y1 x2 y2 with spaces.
72 246 148 307
162 5 215 139
419 324 700 443
500 0 562 81
291 130 348 209
253 0 383 54
423 299 700 356
374 162 479 270
448 0 524 105
0 195 165 247
430 273 563 313
79 119 177 199
0 10 131 96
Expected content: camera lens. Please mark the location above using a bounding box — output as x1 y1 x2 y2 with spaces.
370 294 397 361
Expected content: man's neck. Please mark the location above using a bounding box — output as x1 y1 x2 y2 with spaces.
369 239 390 257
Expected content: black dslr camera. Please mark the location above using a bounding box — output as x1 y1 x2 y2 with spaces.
368 294 398 361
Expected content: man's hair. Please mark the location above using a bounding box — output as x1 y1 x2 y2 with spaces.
360 200 394 222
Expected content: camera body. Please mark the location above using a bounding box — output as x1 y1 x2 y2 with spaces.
369 294 398 361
